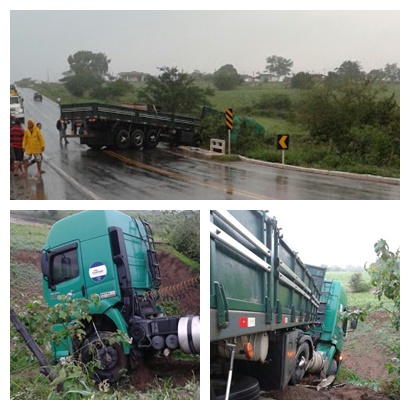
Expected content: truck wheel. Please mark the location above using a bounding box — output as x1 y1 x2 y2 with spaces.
211 374 260 400
131 129 144 149
80 331 129 383
145 129 159 149
114 129 131 150
289 342 310 385
328 358 338 376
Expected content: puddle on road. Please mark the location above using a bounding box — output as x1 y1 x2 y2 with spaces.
10 174 47 200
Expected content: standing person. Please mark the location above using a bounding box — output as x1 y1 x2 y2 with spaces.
56 118 69 144
34 123 46 173
10 118 25 176
23 118 45 178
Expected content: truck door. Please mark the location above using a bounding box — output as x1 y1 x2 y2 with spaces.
41 242 86 306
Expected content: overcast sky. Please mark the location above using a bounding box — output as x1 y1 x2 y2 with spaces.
9 7 400 84
257 201 401 268
5 3 404 268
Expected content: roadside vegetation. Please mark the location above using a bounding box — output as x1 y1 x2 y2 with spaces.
10 211 200 400
326 239 400 399
15 50 399 178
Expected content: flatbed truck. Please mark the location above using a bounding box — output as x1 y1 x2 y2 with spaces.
59 102 203 150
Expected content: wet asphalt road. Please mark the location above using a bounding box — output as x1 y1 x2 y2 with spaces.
10 88 400 201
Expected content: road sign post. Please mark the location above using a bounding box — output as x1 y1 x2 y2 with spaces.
225 108 233 155
277 134 289 164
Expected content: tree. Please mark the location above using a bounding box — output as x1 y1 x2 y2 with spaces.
168 211 200 262
290 72 315 90
349 272 371 293
138 66 214 114
265 55 293 78
295 78 400 165
334 60 365 81
367 69 386 82
63 70 102 98
189 70 213 83
366 239 400 330
384 63 400 83
90 79 129 100
66 50 111 80
60 50 111 97
366 239 400 395
213 64 243 90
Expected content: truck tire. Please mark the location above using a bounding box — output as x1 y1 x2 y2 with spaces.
145 129 159 149
131 129 144 149
114 128 131 150
211 374 260 400
328 358 338 376
289 342 310 385
79 331 129 383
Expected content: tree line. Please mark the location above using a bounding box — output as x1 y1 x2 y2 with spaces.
15 50 400 174
15 50 399 96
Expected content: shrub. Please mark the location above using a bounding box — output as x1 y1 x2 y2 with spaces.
251 93 292 118
168 212 200 263
349 272 371 293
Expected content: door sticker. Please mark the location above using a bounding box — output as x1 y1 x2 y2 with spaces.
89 261 107 282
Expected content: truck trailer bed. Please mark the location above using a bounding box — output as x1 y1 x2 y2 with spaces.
210 210 322 341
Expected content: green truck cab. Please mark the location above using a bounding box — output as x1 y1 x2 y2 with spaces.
41 210 199 382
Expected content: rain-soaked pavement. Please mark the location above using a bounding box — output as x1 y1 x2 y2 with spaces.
10 88 400 201
10 162 90 200
10 144 400 200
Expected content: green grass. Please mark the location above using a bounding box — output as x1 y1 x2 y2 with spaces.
10 259 43 298
326 270 394 310
338 368 380 391
325 270 371 289
10 224 50 252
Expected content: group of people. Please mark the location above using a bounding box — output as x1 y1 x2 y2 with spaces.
10 115 73 178
10 117 45 178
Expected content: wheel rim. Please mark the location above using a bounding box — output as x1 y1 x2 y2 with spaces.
291 342 310 384
95 342 119 371
131 129 144 149
80 331 128 383
115 129 131 149
145 130 159 148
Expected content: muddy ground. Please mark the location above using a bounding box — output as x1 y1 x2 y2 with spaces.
261 312 395 400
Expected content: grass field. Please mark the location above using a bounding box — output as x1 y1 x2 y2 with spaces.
326 270 395 312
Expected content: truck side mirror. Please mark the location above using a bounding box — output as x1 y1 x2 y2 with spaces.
41 252 49 283
350 317 358 330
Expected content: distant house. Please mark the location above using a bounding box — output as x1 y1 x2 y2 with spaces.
242 74 260 83
258 73 282 82
241 73 284 83
117 71 148 82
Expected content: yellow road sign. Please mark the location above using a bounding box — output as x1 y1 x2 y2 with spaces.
225 108 233 130
277 134 289 150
